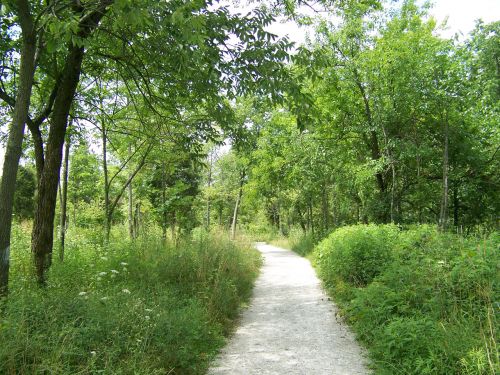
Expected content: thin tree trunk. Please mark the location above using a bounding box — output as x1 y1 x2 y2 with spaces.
308 198 314 235
127 144 134 240
102 122 110 244
453 183 459 228
59 133 71 261
390 162 396 223
321 183 329 231
161 162 167 242
230 173 244 241
439 116 449 231
206 153 213 230
0 3 36 295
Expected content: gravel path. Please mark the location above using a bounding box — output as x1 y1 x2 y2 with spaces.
209 243 370 375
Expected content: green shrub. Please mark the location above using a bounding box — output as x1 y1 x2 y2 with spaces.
313 224 499 375
315 224 399 287
1 224 261 374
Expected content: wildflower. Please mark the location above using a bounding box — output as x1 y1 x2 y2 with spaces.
90 351 96 356
100 256 108 261
98 272 107 276
111 269 119 274
145 315 150 320
122 267 128 272
145 308 153 312
120 262 128 266
97 277 102 281
122 289 131 294
100 297 109 301
79 291 87 296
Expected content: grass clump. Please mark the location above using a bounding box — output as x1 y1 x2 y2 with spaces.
313 224 499 375
0 225 261 374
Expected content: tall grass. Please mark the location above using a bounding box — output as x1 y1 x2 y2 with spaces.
1 223 261 374
313 225 499 375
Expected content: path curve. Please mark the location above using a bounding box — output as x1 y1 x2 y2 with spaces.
209 243 370 375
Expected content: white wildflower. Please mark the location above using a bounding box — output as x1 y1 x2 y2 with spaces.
78 291 87 296
122 267 128 272
100 297 109 301
122 289 131 294
111 269 119 274
145 308 153 312
90 351 96 356
145 315 150 320
98 272 107 276
120 262 128 266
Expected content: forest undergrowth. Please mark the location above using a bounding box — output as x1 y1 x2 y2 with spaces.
0 222 261 374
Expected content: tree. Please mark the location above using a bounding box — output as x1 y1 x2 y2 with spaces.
0 0 37 296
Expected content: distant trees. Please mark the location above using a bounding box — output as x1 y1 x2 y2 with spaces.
217 3 499 236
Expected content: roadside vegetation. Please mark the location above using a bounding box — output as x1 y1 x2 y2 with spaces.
312 225 499 375
0 223 261 374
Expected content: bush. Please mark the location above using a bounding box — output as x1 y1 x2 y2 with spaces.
1 224 261 374
313 224 499 375
315 224 399 287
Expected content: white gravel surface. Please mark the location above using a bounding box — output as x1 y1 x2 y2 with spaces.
209 243 370 375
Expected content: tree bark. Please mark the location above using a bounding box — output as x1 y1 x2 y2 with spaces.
0 1 36 296
59 133 71 261
31 45 85 284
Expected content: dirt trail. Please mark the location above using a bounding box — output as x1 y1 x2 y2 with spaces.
209 243 370 375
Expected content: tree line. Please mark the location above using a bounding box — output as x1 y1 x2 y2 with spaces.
1 0 498 296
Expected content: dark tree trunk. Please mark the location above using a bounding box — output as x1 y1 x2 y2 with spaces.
0 2 36 296
31 0 113 284
59 133 71 261
31 45 85 284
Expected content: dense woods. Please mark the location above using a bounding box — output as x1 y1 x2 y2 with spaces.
0 0 498 373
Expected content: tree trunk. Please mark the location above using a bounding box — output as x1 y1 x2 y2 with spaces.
439 117 449 231
453 183 459 228
206 153 213 230
127 144 134 240
59 133 71 261
31 1 113 284
321 183 330 231
230 174 244 241
308 199 314 235
102 122 110 244
31 45 85 284
0 3 36 295
134 202 141 238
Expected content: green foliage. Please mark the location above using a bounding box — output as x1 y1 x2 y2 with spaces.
13 165 36 219
313 225 499 374
1 224 261 374
315 225 398 287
